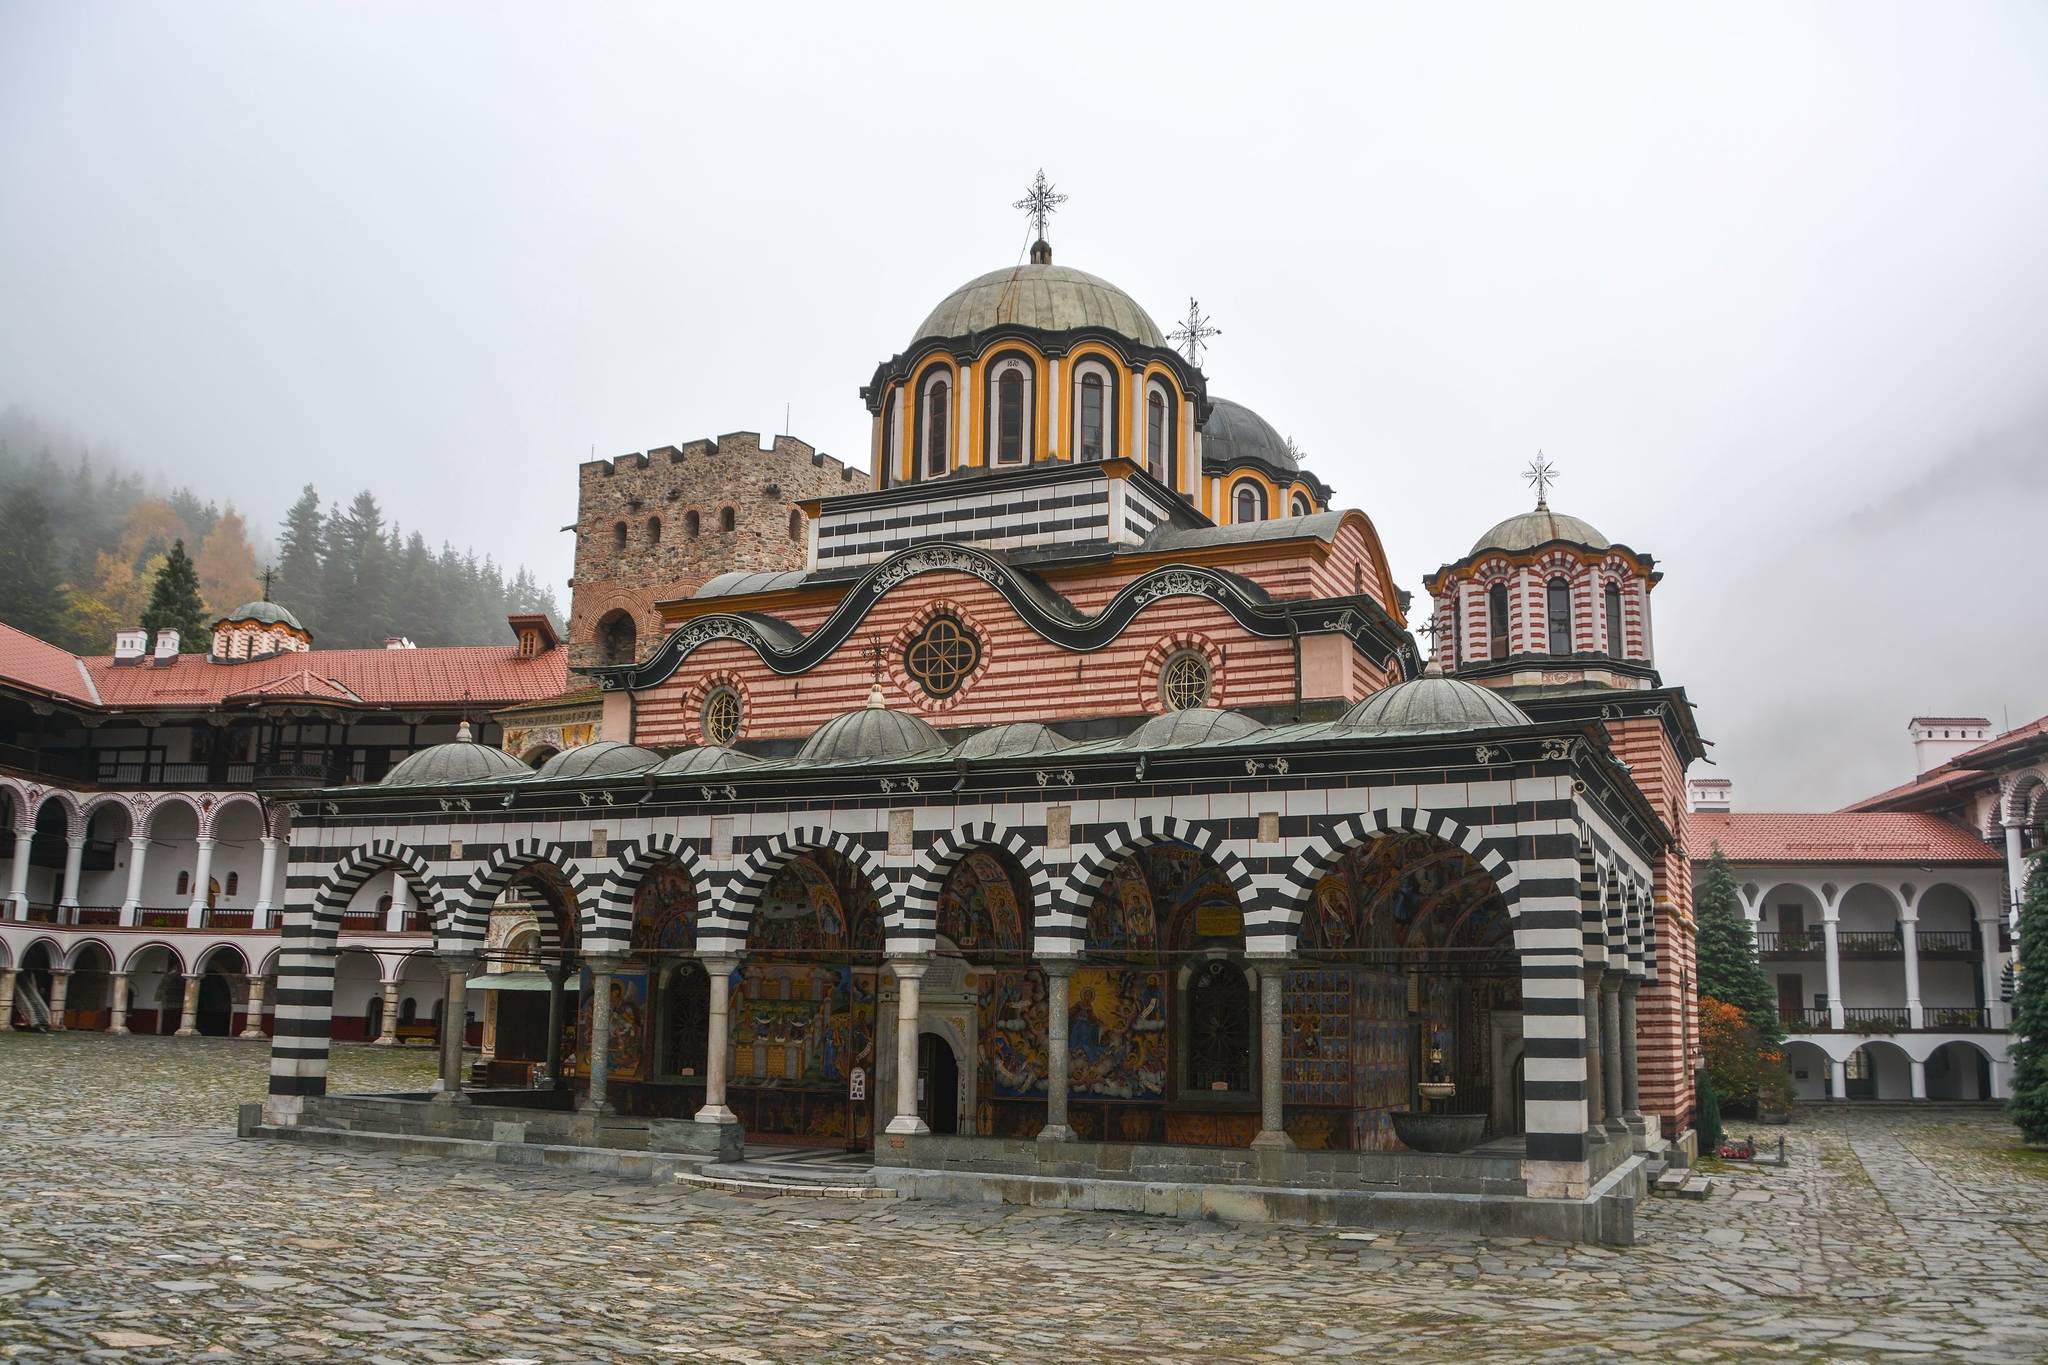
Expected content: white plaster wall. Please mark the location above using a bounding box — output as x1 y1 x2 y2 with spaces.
1837 884 1900 933
1838 960 1909 1010
1786 1042 1831 1101
1918 959 1981 1009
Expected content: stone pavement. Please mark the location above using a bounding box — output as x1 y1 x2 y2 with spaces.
2 1034 2045 1362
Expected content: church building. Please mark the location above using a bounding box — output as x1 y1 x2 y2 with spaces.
251 193 1703 1242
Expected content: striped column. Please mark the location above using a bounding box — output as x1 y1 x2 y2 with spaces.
1516 834 1592 1191
263 909 339 1126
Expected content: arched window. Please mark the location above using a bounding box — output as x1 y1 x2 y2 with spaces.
1078 372 1105 460
1146 390 1167 481
788 509 803 542
1487 582 1510 659
377 895 393 914
1160 649 1212 711
597 610 637 666
1604 583 1624 660
399 996 417 1024
994 363 1029 465
1289 491 1312 517
923 376 951 478
684 510 700 537
612 521 628 551
1233 481 1267 523
176 871 190 897
225 872 239 897
718 506 735 533
647 516 661 546
1546 578 1573 655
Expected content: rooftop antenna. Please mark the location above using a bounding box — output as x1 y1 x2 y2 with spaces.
1523 452 1559 509
1169 298 1221 366
784 402 791 439
1014 168 1067 264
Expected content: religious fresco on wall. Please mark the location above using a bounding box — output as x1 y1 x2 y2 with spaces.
977 967 1049 1097
936 851 1027 953
1086 845 1242 954
1302 834 1511 955
727 963 879 1145
1068 967 1167 1099
574 968 650 1083
630 861 698 954
751 854 882 953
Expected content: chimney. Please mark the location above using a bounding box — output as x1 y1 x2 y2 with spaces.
1688 776 1734 813
152 628 180 660
113 628 148 662
1908 716 1992 775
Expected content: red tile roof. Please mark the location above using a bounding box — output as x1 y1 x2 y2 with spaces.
1843 763 1989 813
0 623 100 705
1692 811 1999 865
0 623 568 713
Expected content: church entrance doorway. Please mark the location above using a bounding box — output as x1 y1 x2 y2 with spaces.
196 974 234 1036
919 1032 959 1134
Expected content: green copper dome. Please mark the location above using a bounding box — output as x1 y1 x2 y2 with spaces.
383 730 532 786
220 600 306 631
1470 505 1609 556
1335 666 1532 736
798 689 948 765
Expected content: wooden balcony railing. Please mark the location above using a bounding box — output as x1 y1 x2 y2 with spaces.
1921 1006 1992 1030
1758 932 1820 955
1916 931 1978 955
1783 1006 1833 1030
1841 1007 1911 1030
1836 931 1903 956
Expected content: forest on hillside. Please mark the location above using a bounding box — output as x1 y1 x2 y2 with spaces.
0 407 561 655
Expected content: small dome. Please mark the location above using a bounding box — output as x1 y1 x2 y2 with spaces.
531 741 662 781
1470 505 1609 556
1335 666 1533 736
1203 398 1297 474
219 600 306 631
952 722 1071 761
651 745 765 776
913 261 1166 349
1124 707 1267 750
384 734 531 787
798 690 948 765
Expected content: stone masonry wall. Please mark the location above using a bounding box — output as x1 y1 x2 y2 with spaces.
568 433 867 669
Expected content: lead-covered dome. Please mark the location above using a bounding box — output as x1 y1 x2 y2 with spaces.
1203 398 1297 473
952 722 1070 761
913 261 1166 349
1335 665 1532 736
218 600 306 631
798 689 948 765
651 745 765 777
1123 707 1267 750
383 727 531 786
531 741 661 781
1470 504 1609 556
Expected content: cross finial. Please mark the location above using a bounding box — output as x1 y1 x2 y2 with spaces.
1419 613 1447 651
1523 452 1558 509
261 565 274 602
865 634 886 708
1014 169 1067 246
1169 297 1221 366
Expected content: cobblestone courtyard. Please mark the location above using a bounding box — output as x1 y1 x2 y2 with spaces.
2 1035 2045 1361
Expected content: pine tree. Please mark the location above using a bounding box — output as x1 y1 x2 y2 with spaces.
139 539 209 651
2009 863 2048 1142
1696 846 1785 1048
1696 1069 1724 1155
273 484 326 630
0 485 65 640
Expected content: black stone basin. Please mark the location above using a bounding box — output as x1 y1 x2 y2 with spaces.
1390 1110 1486 1154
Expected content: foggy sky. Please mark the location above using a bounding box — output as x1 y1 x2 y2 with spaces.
3 1 2045 811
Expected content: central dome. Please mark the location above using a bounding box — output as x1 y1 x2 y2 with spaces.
1471 505 1609 556
913 261 1166 350
1203 398 1297 473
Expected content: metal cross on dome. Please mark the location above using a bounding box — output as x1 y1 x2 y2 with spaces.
1523 453 1559 509
1014 169 1067 242
1170 298 1221 366
1419 612 1449 652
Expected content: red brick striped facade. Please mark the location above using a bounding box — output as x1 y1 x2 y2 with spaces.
1610 714 1697 1136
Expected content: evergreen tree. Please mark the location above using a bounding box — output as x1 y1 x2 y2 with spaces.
1696 1070 1724 1154
139 539 209 651
1696 846 1785 1048
273 484 327 630
0 485 65 640
2009 863 2048 1142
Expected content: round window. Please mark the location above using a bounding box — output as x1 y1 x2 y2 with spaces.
1160 649 1212 711
702 686 742 746
904 616 981 699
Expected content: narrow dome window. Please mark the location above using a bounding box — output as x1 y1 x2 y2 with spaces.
1289 491 1312 517
925 377 951 478
1487 582 1510 659
1233 481 1266 523
1079 373 1105 460
1604 583 1624 660
1546 578 1573 655
1146 391 1167 482
998 368 1025 464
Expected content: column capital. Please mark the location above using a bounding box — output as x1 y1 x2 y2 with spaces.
887 957 930 982
1599 971 1624 995
193 835 217 849
437 953 481 978
1038 958 1076 980
48 968 72 980
128 835 151 849
583 952 628 974
696 955 742 977
1619 975 1641 996
65 834 88 851
1247 955 1293 980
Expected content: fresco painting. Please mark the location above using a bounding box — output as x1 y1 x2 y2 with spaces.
936 851 1027 952
629 861 698 954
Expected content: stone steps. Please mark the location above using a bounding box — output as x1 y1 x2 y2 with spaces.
676 1161 895 1200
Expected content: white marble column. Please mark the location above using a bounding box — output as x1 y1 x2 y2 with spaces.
375 979 402 1045
58 836 86 914
0 968 14 1029
435 955 476 1102
252 837 282 922
386 874 412 933
240 977 268 1039
1900 910 1923 1030
583 954 623 1115
120 836 149 924
5 826 31 918
186 837 216 926
885 959 929 1136
1910 1058 1927 1100
46 969 71 1030
1822 911 1845 1030
1830 1057 1849 1100
2007 822 2028 925
1039 960 1075 1143
1250 960 1294 1150
176 975 201 1037
695 957 739 1124
108 972 130 1035
1979 914 2006 1028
